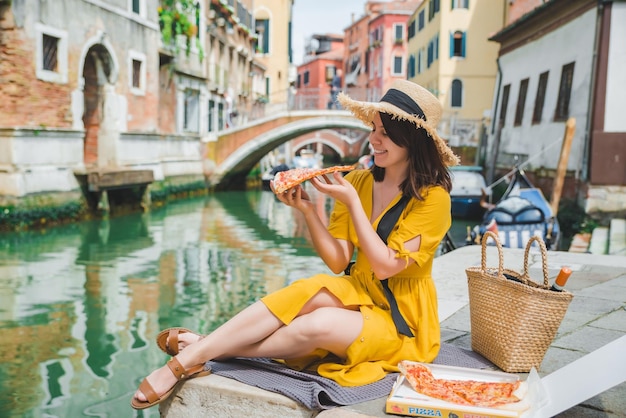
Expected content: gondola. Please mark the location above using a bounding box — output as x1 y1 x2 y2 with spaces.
468 168 560 250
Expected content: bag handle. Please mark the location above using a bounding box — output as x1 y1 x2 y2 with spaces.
522 235 550 287
480 230 504 277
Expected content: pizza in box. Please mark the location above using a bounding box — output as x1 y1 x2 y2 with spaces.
271 165 356 194
398 361 530 412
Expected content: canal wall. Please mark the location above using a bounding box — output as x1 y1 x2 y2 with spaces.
0 127 207 230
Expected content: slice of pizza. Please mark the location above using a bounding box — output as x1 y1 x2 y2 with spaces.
271 165 356 194
398 361 526 409
398 361 472 406
444 377 523 407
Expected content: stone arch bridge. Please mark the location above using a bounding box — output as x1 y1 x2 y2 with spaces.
203 110 371 190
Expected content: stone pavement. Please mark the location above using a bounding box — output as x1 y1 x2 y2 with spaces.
160 245 626 418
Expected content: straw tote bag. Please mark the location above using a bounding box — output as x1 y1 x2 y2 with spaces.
465 231 574 372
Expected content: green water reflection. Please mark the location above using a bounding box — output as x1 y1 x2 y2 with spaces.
0 189 471 417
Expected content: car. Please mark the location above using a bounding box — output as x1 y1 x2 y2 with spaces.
449 166 491 219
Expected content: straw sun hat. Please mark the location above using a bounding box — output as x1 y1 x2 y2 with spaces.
337 80 460 166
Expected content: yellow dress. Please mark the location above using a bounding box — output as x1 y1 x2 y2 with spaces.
261 169 452 386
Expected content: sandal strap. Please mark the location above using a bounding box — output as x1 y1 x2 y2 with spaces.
166 357 206 380
137 377 160 404
166 329 180 355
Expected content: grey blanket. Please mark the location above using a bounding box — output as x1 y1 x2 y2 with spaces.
207 343 495 410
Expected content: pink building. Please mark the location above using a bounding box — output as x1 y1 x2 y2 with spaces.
295 34 344 110
365 0 422 101
343 8 371 102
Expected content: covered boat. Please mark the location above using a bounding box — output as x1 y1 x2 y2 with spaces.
469 168 560 250
449 166 492 219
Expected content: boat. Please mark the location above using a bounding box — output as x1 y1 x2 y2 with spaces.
468 167 560 250
449 166 492 219
261 163 290 191
292 149 323 170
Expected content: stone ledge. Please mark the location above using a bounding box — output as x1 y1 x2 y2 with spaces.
160 374 317 418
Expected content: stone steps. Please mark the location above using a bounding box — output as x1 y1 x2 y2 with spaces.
572 218 626 255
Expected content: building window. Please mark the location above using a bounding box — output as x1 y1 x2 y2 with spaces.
128 50 146 95
325 65 336 84
184 89 200 133
43 35 58 71
408 20 415 40
408 55 416 78
132 60 141 87
499 84 511 127
451 0 469 9
392 56 404 76
450 31 466 58
451 79 462 107
428 0 440 21
303 70 310 86
416 49 422 74
217 102 224 130
208 99 215 132
394 24 404 43
418 10 425 31
130 0 146 17
554 62 575 121
532 71 549 124
514 78 529 126
35 23 68 84
256 19 270 54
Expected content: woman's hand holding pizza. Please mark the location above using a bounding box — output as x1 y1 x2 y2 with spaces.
310 171 359 208
271 182 314 212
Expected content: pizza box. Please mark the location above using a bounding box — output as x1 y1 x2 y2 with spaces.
387 337 626 418
386 362 542 418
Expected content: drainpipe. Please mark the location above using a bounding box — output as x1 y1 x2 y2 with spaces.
487 57 503 184
581 1 604 184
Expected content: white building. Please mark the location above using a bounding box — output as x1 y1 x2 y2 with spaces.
487 0 626 215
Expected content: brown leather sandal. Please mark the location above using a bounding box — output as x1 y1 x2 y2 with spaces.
130 357 211 410
156 327 205 356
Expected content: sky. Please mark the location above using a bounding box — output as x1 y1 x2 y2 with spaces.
291 0 368 65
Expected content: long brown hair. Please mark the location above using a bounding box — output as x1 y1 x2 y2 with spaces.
371 112 452 199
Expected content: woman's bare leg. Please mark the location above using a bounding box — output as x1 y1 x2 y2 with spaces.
173 288 349 351
233 306 363 359
134 289 359 402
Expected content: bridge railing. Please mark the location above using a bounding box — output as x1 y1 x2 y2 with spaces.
229 87 483 149
232 87 374 127
289 87 371 111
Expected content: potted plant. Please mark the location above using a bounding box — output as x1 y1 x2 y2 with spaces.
158 0 204 59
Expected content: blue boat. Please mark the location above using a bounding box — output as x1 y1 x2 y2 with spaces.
470 168 560 250
449 166 492 219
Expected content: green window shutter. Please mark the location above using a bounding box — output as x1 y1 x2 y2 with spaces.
461 32 466 57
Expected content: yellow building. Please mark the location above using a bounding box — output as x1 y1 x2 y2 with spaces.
254 0 295 110
407 0 506 148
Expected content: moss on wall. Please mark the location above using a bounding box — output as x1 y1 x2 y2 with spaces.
0 176 209 232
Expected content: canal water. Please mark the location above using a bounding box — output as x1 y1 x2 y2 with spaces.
0 189 471 417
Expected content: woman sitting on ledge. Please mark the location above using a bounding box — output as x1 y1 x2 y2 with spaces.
131 80 459 410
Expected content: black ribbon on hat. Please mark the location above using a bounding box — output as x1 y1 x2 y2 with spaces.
380 88 427 121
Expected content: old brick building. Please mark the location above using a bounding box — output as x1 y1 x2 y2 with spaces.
0 0 267 216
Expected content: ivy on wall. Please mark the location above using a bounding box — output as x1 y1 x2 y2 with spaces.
158 0 204 60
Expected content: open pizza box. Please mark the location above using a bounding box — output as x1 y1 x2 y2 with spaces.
386 363 540 418
386 335 626 418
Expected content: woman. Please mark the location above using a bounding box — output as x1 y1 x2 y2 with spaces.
131 80 460 409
